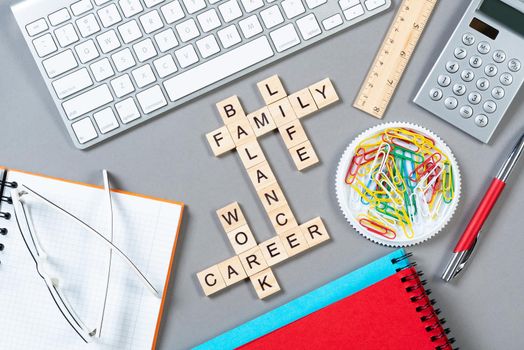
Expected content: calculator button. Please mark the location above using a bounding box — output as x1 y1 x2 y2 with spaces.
508 58 521 72
437 75 451 87
500 72 513 86
429 88 443 101
461 70 474 82
446 61 459 73
484 64 497 77
468 92 482 105
454 47 467 60
475 114 489 127
469 56 482 68
460 105 473 119
491 86 505 100
483 100 497 114
493 50 506 63
462 33 475 46
476 78 489 91
444 97 458 110
452 83 466 96
477 41 490 54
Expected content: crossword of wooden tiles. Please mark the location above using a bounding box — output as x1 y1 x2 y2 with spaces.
198 76 339 299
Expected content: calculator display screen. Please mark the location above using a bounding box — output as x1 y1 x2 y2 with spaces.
478 0 524 36
469 18 499 39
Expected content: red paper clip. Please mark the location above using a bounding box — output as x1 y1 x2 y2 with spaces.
359 217 397 240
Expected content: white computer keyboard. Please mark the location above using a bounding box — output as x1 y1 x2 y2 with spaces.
12 0 391 149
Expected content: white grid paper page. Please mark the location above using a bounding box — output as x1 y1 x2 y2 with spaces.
0 170 182 350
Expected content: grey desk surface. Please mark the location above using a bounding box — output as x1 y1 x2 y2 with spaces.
1 0 523 349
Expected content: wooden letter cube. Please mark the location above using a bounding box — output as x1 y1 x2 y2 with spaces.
257 182 287 212
308 78 339 109
239 246 268 276
197 265 227 296
206 126 236 156
247 106 277 137
267 97 297 127
250 268 281 299
227 118 255 147
237 140 266 169
259 236 289 267
247 161 277 191
289 88 318 118
218 255 248 286
227 224 258 255
267 204 298 235
257 75 287 105
300 217 331 248
216 202 246 232
216 95 245 124
279 119 308 149
289 140 319 171
281 227 309 257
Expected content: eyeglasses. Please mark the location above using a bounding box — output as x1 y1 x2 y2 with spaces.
11 170 159 342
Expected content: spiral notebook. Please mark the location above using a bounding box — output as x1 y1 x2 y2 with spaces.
197 249 456 350
0 168 184 350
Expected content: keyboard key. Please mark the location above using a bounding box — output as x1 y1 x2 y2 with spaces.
454 47 467 60
144 0 165 7
483 100 497 114
339 0 359 10
452 83 466 96
115 98 141 123
52 68 93 99
72 117 98 144
90 58 115 81
94 107 119 133
153 55 178 77
97 30 121 53
437 74 451 87
296 14 321 40
462 33 475 46
71 0 93 16
476 78 489 91
26 18 48 36
492 50 506 63
477 41 490 54
282 0 306 19
491 86 504 100
33 33 58 57
132 64 156 88
500 72 513 86
219 0 243 23
475 114 488 127
140 10 164 34
118 20 143 44
98 4 122 28
322 14 343 30
468 91 481 105
75 39 100 63
429 88 442 101
445 61 459 73
485 64 497 77
119 0 144 17
239 15 263 39
444 96 457 110
55 23 79 47
63 84 114 120
95 0 112 5
154 28 179 52
76 14 101 38
508 58 521 72
49 9 71 27
133 38 157 62
344 5 365 21
182 0 206 14
460 105 473 119
161 1 185 23
136 85 167 113
365 0 386 11
42 49 78 78
306 0 327 9
196 35 220 58
218 25 241 49
176 18 200 42
469 55 482 68
260 6 284 29
240 0 264 12
461 70 474 82
164 37 273 101
112 48 136 71
197 9 221 33
111 74 135 97
270 24 300 52
175 44 199 68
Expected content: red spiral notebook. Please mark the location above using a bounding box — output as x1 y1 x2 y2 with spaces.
197 250 456 350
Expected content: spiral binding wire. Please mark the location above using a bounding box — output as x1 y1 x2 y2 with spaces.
391 253 458 350
0 170 17 264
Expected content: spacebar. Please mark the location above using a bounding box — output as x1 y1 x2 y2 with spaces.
163 37 274 101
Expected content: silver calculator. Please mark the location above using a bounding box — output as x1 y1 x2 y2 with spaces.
414 0 524 143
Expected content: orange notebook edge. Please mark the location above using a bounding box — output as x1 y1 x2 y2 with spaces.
1 166 185 349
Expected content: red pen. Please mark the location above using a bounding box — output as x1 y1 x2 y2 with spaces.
442 133 524 282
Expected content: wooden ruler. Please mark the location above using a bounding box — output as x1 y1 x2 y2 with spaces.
354 0 438 119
